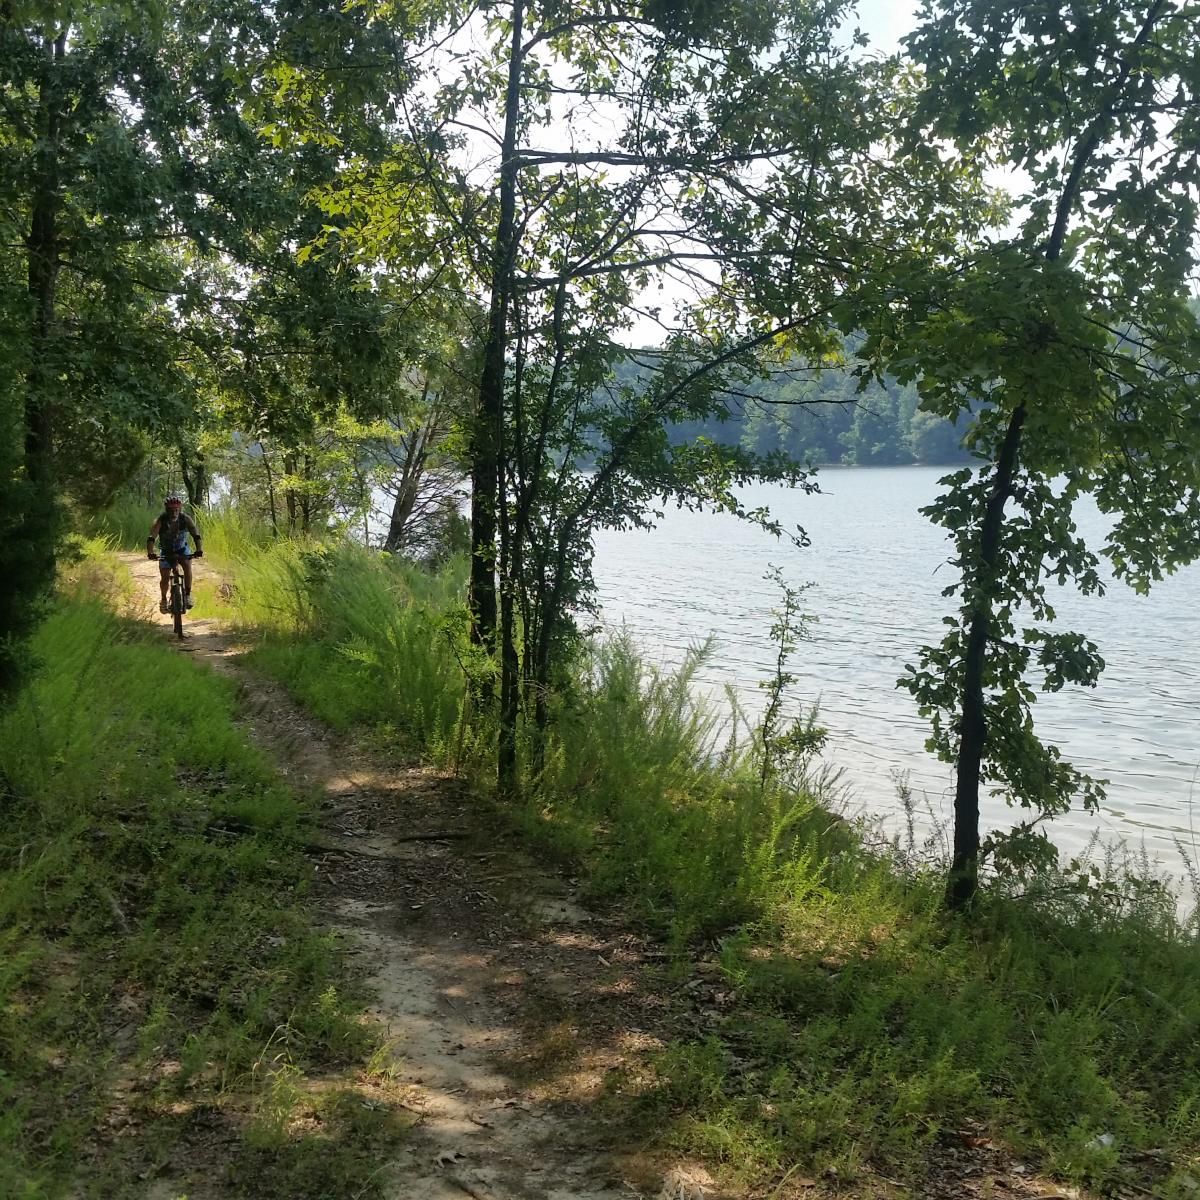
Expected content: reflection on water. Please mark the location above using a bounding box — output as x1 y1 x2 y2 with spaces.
592 467 1200 876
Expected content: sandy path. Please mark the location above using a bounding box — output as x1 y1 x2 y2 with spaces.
119 553 715 1200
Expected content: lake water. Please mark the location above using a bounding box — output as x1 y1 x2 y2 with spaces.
591 467 1200 877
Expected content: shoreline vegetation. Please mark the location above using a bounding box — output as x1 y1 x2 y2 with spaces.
5 515 1195 1197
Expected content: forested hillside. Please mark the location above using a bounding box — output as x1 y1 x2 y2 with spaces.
616 351 973 467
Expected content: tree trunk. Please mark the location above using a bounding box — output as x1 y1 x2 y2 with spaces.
945 3 1165 909
25 32 64 480
498 453 520 798
283 452 298 534
530 603 556 779
22 31 67 596
260 442 280 537
384 468 421 551
300 453 312 534
947 404 1026 907
180 446 209 508
384 381 435 553
528 532 572 780
470 0 524 691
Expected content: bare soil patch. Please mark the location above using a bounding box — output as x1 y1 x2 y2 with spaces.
117 553 706 1199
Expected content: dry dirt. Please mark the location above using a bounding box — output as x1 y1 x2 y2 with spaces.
118 553 718 1200
114 553 1096 1200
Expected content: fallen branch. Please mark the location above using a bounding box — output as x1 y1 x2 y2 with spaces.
97 883 130 932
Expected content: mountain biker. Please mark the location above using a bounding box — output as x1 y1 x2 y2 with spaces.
147 492 203 613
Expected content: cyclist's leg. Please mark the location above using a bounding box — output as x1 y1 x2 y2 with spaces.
158 558 171 611
182 556 194 607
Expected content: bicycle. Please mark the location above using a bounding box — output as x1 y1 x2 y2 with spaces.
156 550 202 639
163 553 188 639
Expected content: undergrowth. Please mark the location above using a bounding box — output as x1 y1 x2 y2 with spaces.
217 539 469 758
191 532 1200 1197
0 583 409 1198
87 494 157 550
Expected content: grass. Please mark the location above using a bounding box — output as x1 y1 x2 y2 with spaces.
0 570 410 1197
618 868 1200 1193
171 530 1200 1197
215 539 470 758
87 494 158 550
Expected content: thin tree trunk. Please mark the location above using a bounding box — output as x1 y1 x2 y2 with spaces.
947 404 1025 907
25 31 64 482
531 604 555 778
384 380 435 553
529 532 572 778
260 442 279 537
384 470 421 551
180 446 209 508
498 451 519 797
283 453 298 534
22 31 66 596
383 446 426 551
946 2 1166 908
470 0 524 692
363 477 371 547
497 317 530 797
300 453 312 534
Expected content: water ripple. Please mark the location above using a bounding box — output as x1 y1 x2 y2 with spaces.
593 467 1200 877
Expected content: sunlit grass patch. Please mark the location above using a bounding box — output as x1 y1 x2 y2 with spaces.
0 599 406 1197
219 541 470 758
617 859 1200 1194
57 532 142 616
229 1079 418 1200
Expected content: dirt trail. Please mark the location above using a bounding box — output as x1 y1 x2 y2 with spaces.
119 554 714 1200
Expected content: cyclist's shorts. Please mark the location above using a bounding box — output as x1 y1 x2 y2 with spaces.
159 551 191 569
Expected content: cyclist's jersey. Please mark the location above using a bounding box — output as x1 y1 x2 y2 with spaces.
155 512 200 559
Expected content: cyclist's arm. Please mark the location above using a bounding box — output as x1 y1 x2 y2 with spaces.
147 518 161 558
184 514 203 555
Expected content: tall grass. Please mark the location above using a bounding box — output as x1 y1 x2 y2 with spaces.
87 495 274 560
201 532 1200 1195
216 541 469 756
87 493 157 549
0 594 405 1197
529 633 846 943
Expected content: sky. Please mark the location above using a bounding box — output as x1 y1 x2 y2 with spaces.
855 0 918 52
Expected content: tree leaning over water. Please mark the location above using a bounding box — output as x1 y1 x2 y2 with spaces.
879 1 1200 906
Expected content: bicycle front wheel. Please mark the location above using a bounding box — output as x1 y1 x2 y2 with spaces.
171 575 184 639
